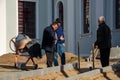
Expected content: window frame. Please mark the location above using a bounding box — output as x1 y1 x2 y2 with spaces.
18 0 39 39
83 0 90 34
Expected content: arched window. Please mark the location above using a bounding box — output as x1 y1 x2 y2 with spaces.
57 1 64 27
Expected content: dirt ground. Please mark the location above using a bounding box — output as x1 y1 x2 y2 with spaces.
0 52 119 80
0 52 78 69
79 71 120 80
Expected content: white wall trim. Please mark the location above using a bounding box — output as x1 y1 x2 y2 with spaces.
16 0 18 35
0 0 7 55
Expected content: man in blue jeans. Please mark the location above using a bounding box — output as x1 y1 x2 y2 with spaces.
54 18 66 66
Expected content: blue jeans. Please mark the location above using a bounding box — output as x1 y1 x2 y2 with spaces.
54 43 66 66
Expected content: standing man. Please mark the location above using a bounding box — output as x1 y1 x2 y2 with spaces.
54 18 66 66
42 21 58 67
94 16 111 67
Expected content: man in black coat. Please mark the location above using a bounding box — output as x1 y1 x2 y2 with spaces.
95 16 111 67
42 21 58 67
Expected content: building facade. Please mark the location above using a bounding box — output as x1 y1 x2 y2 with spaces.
0 0 120 56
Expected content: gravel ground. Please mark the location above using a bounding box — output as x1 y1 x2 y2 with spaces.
0 53 119 80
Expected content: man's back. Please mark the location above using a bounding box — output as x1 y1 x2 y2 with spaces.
95 23 111 49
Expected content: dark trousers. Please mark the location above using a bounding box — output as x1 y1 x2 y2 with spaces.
100 48 110 67
61 53 66 65
45 51 54 67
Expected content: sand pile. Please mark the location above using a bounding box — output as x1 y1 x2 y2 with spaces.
0 52 78 68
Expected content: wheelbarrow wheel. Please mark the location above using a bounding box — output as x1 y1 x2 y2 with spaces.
34 64 38 69
21 63 26 70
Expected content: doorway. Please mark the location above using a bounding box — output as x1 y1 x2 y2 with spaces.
57 1 64 28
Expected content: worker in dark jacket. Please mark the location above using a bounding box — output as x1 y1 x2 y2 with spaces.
42 21 58 67
95 16 111 67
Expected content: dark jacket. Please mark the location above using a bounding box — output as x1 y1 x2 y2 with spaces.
95 23 111 49
56 26 65 44
42 26 55 52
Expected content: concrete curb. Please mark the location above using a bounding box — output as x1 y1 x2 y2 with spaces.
0 63 120 80
64 63 120 80
0 63 77 80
